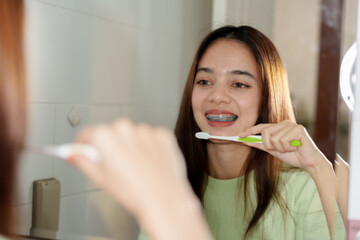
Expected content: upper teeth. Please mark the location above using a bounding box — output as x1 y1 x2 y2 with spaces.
206 114 238 122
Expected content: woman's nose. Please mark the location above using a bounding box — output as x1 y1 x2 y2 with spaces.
207 85 231 104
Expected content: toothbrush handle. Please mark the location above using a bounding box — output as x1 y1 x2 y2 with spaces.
239 135 302 147
211 136 239 141
290 140 302 147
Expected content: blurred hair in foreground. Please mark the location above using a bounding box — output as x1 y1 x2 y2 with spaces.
0 0 27 237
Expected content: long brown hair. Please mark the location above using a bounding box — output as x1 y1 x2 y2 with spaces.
0 0 26 237
174 25 295 236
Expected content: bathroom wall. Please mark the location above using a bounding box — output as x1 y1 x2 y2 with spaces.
272 0 321 130
273 0 357 158
211 0 275 37
211 0 321 132
17 0 212 239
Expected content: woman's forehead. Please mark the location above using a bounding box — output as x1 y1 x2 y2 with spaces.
197 39 260 80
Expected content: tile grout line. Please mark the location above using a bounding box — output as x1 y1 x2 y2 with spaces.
28 102 179 108
52 105 57 177
28 0 178 38
14 188 104 207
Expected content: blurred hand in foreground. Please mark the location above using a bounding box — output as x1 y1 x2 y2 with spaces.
69 119 212 240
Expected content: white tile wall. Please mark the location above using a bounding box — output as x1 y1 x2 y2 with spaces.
211 0 274 37
26 1 95 104
53 104 123 142
57 190 138 240
84 191 139 240
26 0 182 106
89 23 138 105
53 104 122 196
17 104 56 205
15 203 33 236
29 0 182 34
123 105 179 128
133 31 182 106
21 0 212 238
57 193 88 238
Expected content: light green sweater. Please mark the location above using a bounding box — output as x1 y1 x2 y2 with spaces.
204 170 345 239
0 235 8 240
138 170 346 240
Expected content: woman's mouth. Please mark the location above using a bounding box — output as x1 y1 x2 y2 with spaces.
205 111 238 127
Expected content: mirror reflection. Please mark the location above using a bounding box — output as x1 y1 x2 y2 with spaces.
2 0 356 239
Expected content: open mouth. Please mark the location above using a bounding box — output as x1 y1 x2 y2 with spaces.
205 113 238 122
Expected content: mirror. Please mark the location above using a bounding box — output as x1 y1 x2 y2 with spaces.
16 0 356 239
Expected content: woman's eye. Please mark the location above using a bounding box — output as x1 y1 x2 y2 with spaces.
233 82 248 88
196 80 211 85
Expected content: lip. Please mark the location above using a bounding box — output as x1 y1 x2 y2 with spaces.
206 109 237 115
205 109 238 127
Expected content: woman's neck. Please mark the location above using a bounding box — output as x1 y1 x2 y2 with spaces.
207 142 251 180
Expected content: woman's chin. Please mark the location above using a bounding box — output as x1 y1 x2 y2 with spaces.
208 138 231 144
208 129 238 137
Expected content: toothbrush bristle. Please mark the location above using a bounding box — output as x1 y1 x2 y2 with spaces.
195 132 210 140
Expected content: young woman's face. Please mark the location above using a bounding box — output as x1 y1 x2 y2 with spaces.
192 39 262 137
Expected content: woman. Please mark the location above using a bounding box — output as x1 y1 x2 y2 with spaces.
172 25 345 239
0 0 211 239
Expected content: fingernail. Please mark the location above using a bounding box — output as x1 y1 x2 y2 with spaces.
67 156 76 164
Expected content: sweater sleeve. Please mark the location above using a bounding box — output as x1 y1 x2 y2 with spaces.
291 171 346 240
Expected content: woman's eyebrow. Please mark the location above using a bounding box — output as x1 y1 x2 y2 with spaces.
196 67 213 73
196 67 255 80
230 70 255 79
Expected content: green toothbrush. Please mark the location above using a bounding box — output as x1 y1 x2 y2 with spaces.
195 132 302 147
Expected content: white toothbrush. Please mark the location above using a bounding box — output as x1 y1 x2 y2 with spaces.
28 144 101 163
195 132 302 147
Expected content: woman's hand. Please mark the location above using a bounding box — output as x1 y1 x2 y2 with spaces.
240 120 341 237
69 119 189 216
68 119 212 240
239 120 329 173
